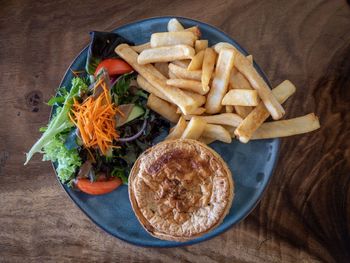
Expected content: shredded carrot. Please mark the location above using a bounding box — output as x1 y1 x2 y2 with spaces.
70 79 119 155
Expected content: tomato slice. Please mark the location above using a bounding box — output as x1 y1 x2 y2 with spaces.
76 177 122 195
94 58 133 77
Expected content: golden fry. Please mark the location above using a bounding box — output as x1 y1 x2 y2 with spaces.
230 71 253 117
172 60 191 68
201 48 216 91
115 44 197 114
167 18 185 32
136 75 170 102
234 80 296 143
154 62 169 78
195 40 208 53
184 26 201 38
222 89 260 106
177 107 206 115
183 113 242 127
168 63 202 81
234 49 285 119
246 55 253 63
150 32 196 48
181 117 207 140
168 71 178 79
166 117 187 140
184 91 206 107
147 94 180 123
199 136 216 145
252 113 320 139
225 105 234 113
213 42 284 119
166 79 208 95
205 48 235 114
131 42 151 53
187 50 205 71
137 45 195 64
202 124 232 143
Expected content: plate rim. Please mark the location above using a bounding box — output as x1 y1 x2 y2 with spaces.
53 16 280 247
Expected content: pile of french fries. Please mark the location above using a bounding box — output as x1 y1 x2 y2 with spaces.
115 18 320 144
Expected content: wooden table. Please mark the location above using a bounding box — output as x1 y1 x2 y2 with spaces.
1 0 349 262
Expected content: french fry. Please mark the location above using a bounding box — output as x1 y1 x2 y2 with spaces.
252 113 320 139
150 32 197 48
144 64 167 80
201 48 217 91
167 18 185 32
225 105 234 113
147 94 180 123
213 42 252 57
234 80 296 143
235 52 285 119
184 92 206 107
177 107 206 115
189 107 206 115
166 117 187 140
185 26 201 38
154 62 169 78
183 113 242 127
168 63 202 81
137 75 170 102
230 71 252 89
137 74 205 109
234 106 252 119
187 50 205 71
172 60 191 68
230 71 253 117
213 42 284 119
205 48 235 114
166 79 208 95
246 55 253 63
199 136 216 145
213 42 236 53
181 117 207 140
202 124 232 143
222 89 260 106
115 44 197 114
137 45 195 64
223 125 236 138
168 71 178 79
131 42 151 53
195 40 208 53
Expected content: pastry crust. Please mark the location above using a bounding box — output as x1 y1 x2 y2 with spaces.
129 139 234 241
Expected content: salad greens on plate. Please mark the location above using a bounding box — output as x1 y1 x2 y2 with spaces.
25 31 169 194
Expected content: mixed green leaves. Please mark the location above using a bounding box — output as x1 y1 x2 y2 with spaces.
26 29 171 188
85 31 134 75
25 78 88 167
43 132 82 184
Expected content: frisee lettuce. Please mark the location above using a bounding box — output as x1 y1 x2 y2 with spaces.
43 132 81 183
24 77 88 165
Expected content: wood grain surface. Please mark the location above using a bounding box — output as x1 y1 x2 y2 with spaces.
1 0 349 262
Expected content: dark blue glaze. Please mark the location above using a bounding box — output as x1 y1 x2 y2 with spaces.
56 16 280 247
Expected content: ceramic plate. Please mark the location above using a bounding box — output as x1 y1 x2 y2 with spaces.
55 16 279 247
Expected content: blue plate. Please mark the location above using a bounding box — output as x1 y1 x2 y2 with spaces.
56 17 279 247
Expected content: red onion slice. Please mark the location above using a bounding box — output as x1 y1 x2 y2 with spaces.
118 119 147 142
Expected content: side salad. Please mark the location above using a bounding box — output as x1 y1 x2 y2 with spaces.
25 31 169 195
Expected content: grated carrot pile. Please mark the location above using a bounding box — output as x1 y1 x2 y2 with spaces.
69 80 120 155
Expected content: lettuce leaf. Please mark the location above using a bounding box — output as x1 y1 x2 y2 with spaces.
24 77 88 165
42 133 81 183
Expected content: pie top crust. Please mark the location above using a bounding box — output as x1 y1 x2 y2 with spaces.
128 139 234 241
